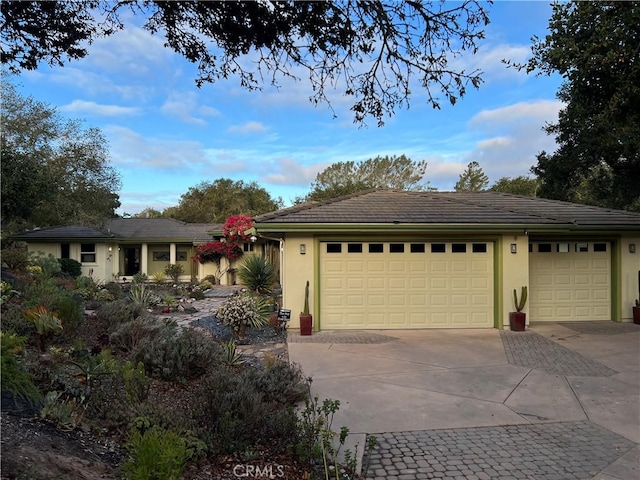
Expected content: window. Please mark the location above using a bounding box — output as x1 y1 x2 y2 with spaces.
80 243 96 263
177 250 188 261
594 243 607 252
538 243 552 253
451 243 467 253
557 242 570 253
389 243 405 253
369 243 384 253
410 243 425 253
243 243 255 252
326 243 342 253
153 251 170 261
347 243 363 253
472 243 487 253
576 243 588 252
60 243 70 259
431 243 446 253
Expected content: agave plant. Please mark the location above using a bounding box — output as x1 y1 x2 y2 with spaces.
237 255 276 294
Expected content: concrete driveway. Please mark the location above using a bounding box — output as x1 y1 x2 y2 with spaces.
288 322 640 479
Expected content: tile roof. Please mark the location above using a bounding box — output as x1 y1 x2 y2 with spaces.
13 219 220 242
255 190 640 228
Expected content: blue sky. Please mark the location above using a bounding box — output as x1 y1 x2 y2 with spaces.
14 1 562 215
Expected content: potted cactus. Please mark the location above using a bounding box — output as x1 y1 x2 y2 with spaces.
300 281 313 335
509 286 527 331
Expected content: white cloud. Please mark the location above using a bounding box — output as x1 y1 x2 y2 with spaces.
105 125 209 172
160 91 222 126
262 158 328 186
463 100 564 181
60 100 141 117
454 43 531 83
227 121 269 135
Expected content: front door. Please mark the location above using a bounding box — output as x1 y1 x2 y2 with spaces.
124 247 141 276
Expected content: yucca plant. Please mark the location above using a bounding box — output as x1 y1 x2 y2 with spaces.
129 283 151 308
237 255 276 294
222 340 245 366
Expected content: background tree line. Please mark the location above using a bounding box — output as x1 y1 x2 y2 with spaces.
2 1 637 238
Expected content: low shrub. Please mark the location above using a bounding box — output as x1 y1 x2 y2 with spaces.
95 299 144 333
0 332 42 409
54 295 84 333
103 282 124 300
110 316 172 356
0 303 34 337
58 258 82 278
246 362 307 405
1 246 30 271
28 252 61 277
121 427 190 480
136 327 221 383
121 361 149 404
188 289 205 301
215 293 269 339
196 364 307 455
198 280 213 291
22 277 67 310
132 272 148 284
164 264 184 284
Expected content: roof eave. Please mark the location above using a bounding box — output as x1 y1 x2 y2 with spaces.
255 222 640 234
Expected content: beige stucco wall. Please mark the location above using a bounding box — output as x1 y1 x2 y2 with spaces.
500 234 530 328
281 234 315 330
620 234 640 321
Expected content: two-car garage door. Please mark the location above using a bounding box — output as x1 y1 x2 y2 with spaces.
320 241 494 329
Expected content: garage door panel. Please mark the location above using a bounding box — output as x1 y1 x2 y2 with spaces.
320 241 493 329
530 242 610 322
430 277 448 289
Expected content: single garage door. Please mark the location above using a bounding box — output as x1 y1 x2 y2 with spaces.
529 241 611 321
320 241 494 329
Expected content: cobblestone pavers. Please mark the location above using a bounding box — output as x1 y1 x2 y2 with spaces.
500 331 617 377
558 321 640 335
364 421 635 480
288 331 397 344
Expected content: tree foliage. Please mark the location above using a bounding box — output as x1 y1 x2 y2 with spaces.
515 1 640 211
0 1 490 126
1 79 121 235
163 179 282 223
490 176 540 197
454 161 488 192
301 155 429 203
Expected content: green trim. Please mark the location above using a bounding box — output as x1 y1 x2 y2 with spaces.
494 237 503 329
611 238 621 322
314 237 321 332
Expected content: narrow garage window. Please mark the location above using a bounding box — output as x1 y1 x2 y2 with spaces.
347 243 363 253
576 243 589 252
369 243 384 253
410 243 425 253
431 243 446 253
557 242 570 253
538 243 552 253
389 243 405 253
593 243 607 252
472 243 487 253
452 243 467 253
326 243 342 253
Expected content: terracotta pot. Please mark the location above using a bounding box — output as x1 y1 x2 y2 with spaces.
509 312 526 331
300 314 313 336
633 306 640 325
